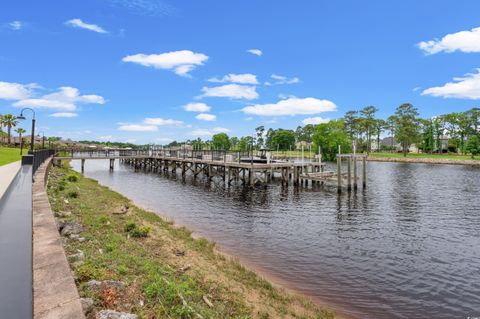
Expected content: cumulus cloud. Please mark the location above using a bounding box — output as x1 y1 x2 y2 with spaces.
13 86 105 111
265 74 300 86
65 18 108 33
118 124 158 132
208 73 258 85
9 21 24 30
242 97 337 116
183 102 211 112
50 112 78 118
122 50 208 76
143 118 183 126
0 81 37 100
247 49 262 56
195 113 216 121
421 69 480 99
191 127 230 137
302 116 330 125
201 84 258 100
418 26 480 54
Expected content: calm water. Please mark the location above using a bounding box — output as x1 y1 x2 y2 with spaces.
72 160 480 319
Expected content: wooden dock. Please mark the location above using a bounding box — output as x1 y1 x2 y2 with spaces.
54 149 367 191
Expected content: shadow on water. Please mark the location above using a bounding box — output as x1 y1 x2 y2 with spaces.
72 160 480 319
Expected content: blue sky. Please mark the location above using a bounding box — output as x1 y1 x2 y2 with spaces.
1 0 479 144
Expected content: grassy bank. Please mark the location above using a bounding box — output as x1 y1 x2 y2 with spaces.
369 152 477 160
0 147 21 166
47 164 334 319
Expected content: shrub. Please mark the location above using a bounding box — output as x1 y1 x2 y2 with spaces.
124 221 137 233
131 226 151 238
66 174 79 182
67 190 79 198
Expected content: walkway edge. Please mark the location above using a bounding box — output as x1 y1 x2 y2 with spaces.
0 161 21 201
33 158 85 319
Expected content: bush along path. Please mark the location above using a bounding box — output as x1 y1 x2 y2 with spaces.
47 164 334 319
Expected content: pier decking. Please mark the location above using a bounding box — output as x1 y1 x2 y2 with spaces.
54 149 367 191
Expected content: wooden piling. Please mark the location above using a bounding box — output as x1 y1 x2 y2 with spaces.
337 155 342 193
362 156 366 189
347 156 352 191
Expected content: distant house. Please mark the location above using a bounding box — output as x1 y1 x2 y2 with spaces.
380 136 419 153
295 141 312 150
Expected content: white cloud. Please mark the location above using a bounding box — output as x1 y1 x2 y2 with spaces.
247 49 262 56
302 116 330 125
242 97 337 116
98 135 113 141
143 118 183 126
265 74 300 86
122 50 208 77
201 84 258 100
190 127 231 137
9 21 24 30
118 124 158 132
13 86 105 111
191 129 214 137
0 81 37 100
50 112 78 118
213 127 230 133
183 102 211 112
208 73 258 84
195 113 216 121
65 18 108 34
421 69 480 99
419 27 480 54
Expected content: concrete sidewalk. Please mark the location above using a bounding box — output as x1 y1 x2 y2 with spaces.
0 161 21 200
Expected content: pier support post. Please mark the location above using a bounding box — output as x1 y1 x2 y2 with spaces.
81 159 85 173
347 156 352 191
109 158 114 171
337 156 342 194
353 156 358 190
362 156 366 189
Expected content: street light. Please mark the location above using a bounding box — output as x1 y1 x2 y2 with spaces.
17 108 35 153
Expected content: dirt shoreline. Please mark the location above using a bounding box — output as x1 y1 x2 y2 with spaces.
368 156 480 166
117 197 354 319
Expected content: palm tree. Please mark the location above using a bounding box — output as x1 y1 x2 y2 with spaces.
0 114 4 144
2 114 19 145
15 127 26 143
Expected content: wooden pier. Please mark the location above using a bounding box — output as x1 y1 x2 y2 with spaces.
54 149 367 191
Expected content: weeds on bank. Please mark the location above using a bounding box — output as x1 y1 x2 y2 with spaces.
47 163 334 319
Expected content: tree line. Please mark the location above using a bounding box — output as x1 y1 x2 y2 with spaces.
171 104 480 160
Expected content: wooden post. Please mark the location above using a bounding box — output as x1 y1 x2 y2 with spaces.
109 158 114 171
362 156 366 189
337 155 342 193
347 156 352 191
353 155 358 190
81 159 85 173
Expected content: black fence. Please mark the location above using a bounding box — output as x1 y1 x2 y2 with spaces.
32 149 55 174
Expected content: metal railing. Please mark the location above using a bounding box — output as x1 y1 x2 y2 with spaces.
59 148 322 164
32 149 55 174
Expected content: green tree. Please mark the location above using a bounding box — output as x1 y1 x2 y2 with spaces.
360 106 378 153
344 110 359 143
420 119 435 153
2 114 18 145
392 103 420 157
312 119 351 161
237 136 254 152
212 133 231 150
268 129 296 150
255 126 265 149
466 135 480 158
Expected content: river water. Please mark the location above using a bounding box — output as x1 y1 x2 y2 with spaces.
72 160 480 319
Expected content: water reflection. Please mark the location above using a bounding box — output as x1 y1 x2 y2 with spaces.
72 160 480 319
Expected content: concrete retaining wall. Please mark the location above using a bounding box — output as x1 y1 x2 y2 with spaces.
32 158 85 319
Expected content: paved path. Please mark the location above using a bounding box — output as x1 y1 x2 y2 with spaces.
0 161 21 200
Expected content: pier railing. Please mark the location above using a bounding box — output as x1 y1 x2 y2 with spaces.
64 148 320 164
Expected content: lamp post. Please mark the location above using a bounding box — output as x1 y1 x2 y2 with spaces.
17 108 35 153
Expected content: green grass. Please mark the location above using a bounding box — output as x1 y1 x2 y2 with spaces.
47 164 334 319
369 152 478 160
0 147 21 166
